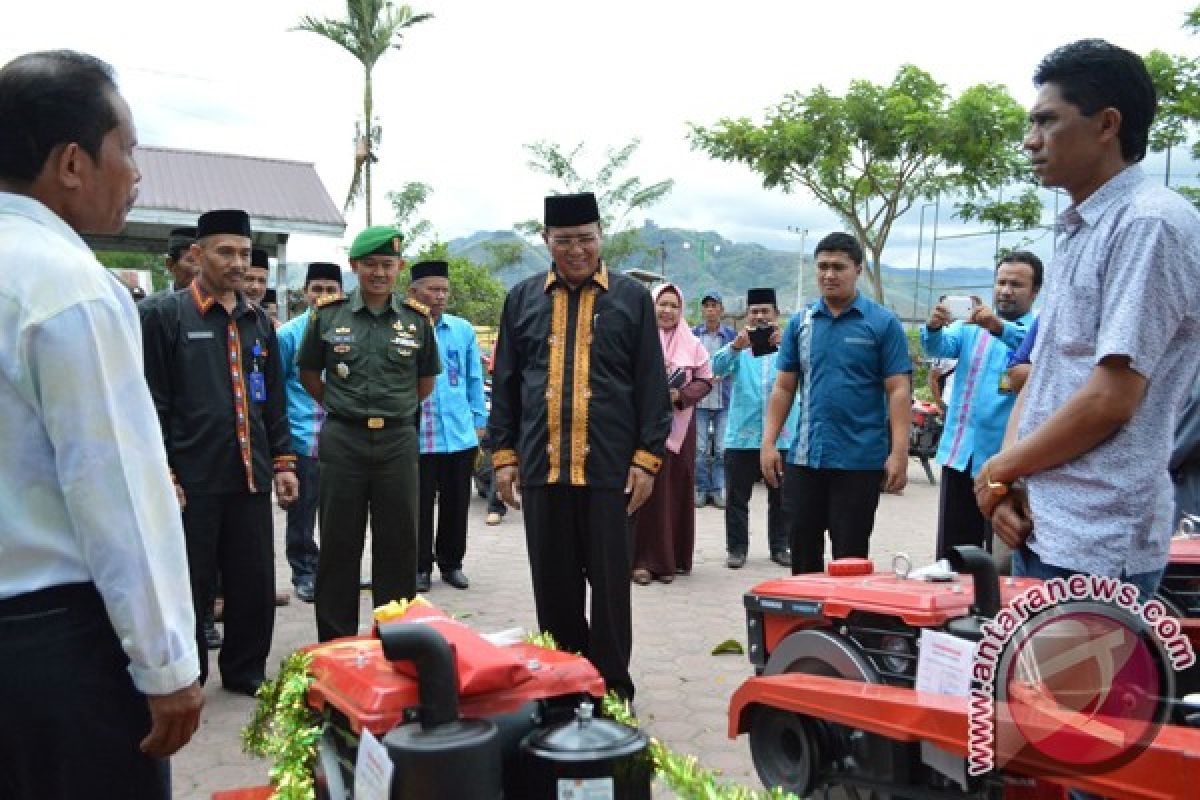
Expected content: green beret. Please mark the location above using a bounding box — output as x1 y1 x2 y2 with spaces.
349 225 404 259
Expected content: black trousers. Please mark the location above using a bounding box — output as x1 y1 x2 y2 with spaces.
316 420 418 641
725 448 788 556
0 583 170 799
183 491 275 686
522 485 635 700
935 463 991 559
285 454 321 586
784 465 883 574
417 447 476 573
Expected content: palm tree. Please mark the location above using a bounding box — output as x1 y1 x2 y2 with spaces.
294 0 432 224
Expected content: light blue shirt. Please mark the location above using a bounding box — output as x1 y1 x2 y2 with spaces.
419 312 488 454
0 192 198 694
711 344 798 450
776 292 912 470
277 309 324 457
921 312 1032 477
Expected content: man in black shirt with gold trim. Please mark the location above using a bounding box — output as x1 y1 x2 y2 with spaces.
490 192 671 701
140 209 298 694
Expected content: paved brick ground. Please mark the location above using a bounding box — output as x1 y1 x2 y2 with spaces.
175 461 941 798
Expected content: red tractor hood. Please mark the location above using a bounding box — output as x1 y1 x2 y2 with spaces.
749 571 1044 628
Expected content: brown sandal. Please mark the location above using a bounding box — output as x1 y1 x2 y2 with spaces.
631 569 652 585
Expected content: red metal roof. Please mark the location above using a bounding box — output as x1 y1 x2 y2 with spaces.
132 146 345 232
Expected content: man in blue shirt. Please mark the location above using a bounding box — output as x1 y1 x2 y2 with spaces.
276 262 344 602
762 233 912 574
409 260 488 592
712 287 799 569
922 252 1039 560
692 290 737 508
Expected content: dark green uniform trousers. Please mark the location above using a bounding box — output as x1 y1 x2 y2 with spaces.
315 418 418 641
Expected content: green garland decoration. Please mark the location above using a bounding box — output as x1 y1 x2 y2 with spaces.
242 650 322 800
599 691 798 800
243 636 800 800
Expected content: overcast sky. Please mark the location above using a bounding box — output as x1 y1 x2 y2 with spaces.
3 1 1198 270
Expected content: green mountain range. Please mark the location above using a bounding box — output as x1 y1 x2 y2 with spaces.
447 220 996 320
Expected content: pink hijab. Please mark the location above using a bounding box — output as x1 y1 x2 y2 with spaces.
652 283 712 454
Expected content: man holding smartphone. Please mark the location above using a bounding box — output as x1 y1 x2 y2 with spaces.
712 287 798 568
922 252 1040 561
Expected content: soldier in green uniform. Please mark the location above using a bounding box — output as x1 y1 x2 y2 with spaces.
297 225 441 641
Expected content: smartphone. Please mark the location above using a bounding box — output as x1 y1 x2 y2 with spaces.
748 325 778 356
943 295 976 321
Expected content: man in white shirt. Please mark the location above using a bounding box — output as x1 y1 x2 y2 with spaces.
0 51 203 799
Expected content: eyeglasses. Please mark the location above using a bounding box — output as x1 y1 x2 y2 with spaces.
547 234 600 250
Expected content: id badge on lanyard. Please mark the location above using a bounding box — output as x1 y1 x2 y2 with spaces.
248 340 267 403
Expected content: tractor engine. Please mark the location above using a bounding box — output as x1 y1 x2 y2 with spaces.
742 548 1047 798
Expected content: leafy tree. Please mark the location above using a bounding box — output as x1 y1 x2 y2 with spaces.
95 250 168 289
954 189 1042 231
516 138 674 268
1139 10 1200 210
1145 50 1200 181
480 239 536 271
689 66 1029 303
387 180 434 254
400 241 506 327
294 1 432 224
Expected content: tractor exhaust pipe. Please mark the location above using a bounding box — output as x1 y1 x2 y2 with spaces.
378 622 459 730
947 545 1001 619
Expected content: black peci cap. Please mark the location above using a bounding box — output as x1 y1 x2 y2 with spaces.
196 209 251 239
544 192 600 227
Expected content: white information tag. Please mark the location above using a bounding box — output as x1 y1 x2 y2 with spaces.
915 630 976 698
354 728 394 800
557 776 615 800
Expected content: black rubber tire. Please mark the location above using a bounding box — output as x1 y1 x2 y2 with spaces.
748 705 822 796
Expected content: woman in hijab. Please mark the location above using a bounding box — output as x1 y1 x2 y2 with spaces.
632 284 713 584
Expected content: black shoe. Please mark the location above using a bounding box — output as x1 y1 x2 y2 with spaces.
203 614 222 650
770 550 792 568
223 678 264 698
416 572 432 593
294 580 315 603
726 552 746 569
442 569 469 590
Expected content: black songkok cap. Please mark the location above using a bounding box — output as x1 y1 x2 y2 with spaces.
263 288 277 304
410 260 449 281
251 248 269 270
305 262 343 286
196 209 252 240
166 226 196 258
544 192 600 227
747 287 777 307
